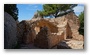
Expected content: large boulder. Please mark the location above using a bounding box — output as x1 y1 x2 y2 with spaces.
17 20 36 44
49 31 65 48
34 26 64 48
57 40 84 49
4 12 17 49
34 26 50 48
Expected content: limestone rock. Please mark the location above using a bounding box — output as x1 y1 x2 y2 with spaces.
4 12 17 49
34 26 50 48
48 12 83 41
57 40 84 49
49 31 65 48
17 20 36 44
16 12 84 49
34 26 65 48
65 23 72 39
32 12 43 19
57 41 71 49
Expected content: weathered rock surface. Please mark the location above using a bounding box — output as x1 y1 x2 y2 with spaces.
34 26 64 48
17 20 36 44
47 12 83 41
4 12 17 49
32 12 43 19
34 26 50 48
33 12 84 49
16 12 84 49
57 40 84 49
49 31 65 48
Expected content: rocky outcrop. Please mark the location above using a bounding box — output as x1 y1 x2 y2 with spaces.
65 12 83 41
16 12 84 49
4 12 17 49
34 26 50 48
49 31 64 48
48 12 83 41
34 26 64 48
32 12 43 19
57 40 84 49
32 12 83 49
17 20 36 44
66 23 72 39
57 40 71 49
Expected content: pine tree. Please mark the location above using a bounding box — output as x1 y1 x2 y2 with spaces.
38 4 77 18
4 4 18 20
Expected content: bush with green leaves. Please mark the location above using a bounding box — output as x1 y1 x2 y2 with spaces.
79 11 84 35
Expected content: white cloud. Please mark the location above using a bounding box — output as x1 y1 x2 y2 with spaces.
34 5 38 8
26 4 39 10
73 5 84 16
73 5 84 13
28 4 36 6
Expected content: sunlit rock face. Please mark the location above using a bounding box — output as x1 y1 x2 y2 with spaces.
16 12 84 49
32 12 43 19
17 20 36 44
48 12 83 41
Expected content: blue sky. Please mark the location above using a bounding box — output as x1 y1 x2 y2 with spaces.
73 4 84 16
17 4 84 21
17 4 43 21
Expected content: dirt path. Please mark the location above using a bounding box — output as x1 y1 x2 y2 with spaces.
20 43 40 49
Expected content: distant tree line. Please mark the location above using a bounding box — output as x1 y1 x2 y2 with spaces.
4 4 18 20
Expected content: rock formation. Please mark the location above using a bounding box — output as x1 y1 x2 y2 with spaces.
32 12 43 19
57 40 84 49
4 12 17 49
48 12 83 41
34 26 50 48
17 20 36 44
5 12 84 49
33 12 84 49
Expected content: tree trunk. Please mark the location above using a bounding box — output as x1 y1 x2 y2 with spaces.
55 16 57 18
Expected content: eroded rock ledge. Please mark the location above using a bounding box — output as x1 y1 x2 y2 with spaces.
16 12 84 49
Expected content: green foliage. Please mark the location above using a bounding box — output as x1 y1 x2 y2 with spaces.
4 4 18 20
79 11 84 35
38 4 77 18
